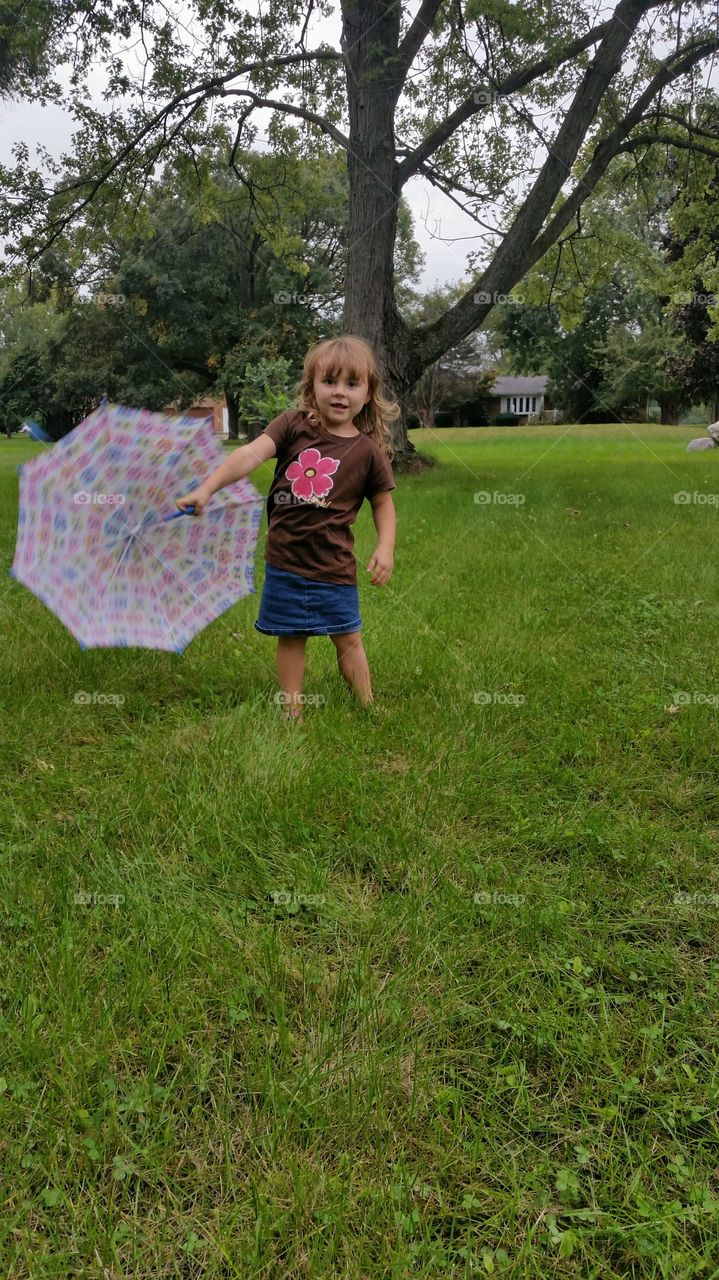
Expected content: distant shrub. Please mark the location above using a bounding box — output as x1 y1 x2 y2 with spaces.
492 412 520 426
455 397 490 426
431 399 492 427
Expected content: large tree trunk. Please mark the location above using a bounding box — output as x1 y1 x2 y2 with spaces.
340 0 649 468
341 1 418 467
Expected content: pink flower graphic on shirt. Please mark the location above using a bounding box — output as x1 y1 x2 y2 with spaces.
285 447 340 500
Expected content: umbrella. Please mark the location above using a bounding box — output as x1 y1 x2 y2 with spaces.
9 402 263 653
25 419 52 443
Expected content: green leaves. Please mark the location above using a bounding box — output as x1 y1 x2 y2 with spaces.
466 0 538 42
555 1166 582 1201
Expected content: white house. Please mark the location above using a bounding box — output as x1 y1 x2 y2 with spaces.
490 375 559 423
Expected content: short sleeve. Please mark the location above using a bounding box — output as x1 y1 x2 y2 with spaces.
364 445 395 500
261 411 295 459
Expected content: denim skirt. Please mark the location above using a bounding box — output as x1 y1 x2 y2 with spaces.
254 562 362 637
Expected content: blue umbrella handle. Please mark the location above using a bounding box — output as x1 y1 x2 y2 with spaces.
164 504 196 521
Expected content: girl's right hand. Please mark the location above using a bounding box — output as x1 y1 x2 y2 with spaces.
176 485 210 516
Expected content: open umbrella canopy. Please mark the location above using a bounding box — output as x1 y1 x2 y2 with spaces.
9 402 263 653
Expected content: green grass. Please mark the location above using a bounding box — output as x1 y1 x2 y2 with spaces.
1 422 719 1279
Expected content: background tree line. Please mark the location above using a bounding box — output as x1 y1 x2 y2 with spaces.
1 107 718 436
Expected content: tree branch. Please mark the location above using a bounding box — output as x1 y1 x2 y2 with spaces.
617 132 719 158
649 107 719 143
407 0 657 372
13 95 207 267
9 47 347 266
521 33 719 275
413 159 509 238
218 89 350 151
396 0 444 76
396 152 506 205
396 17 616 184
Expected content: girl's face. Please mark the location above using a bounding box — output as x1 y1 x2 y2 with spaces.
313 364 370 429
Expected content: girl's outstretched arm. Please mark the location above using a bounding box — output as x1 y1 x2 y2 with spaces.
176 434 277 513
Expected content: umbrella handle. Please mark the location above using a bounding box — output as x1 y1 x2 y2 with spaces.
164 504 196 521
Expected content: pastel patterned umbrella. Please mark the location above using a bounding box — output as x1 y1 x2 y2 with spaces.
9 402 263 653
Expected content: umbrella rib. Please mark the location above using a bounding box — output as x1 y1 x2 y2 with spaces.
15 459 255 593
94 525 181 646
142 557 183 652
21 509 255 652
125 521 254 649
97 523 184 649
138 519 264 640
95 531 138 604
12 488 142 590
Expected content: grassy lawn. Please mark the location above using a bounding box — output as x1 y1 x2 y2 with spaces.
1 423 718 1278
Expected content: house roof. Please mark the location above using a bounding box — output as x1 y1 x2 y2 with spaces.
492 375 549 394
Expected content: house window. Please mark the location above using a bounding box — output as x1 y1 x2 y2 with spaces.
512 397 516 411
532 396 537 411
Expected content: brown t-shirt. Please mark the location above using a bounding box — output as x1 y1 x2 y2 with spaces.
259 409 395 585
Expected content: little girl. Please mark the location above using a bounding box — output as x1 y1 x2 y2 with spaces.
176 334 399 722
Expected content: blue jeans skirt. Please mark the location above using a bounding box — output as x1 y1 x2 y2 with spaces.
254 562 363 637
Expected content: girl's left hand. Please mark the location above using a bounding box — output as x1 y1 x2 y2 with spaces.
367 546 394 586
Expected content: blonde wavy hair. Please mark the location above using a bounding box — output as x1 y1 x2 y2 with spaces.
295 334 400 459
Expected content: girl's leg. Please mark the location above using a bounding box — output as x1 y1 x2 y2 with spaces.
330 631 373 706
276 635 308 718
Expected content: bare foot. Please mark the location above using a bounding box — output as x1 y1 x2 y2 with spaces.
281 706 304 723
